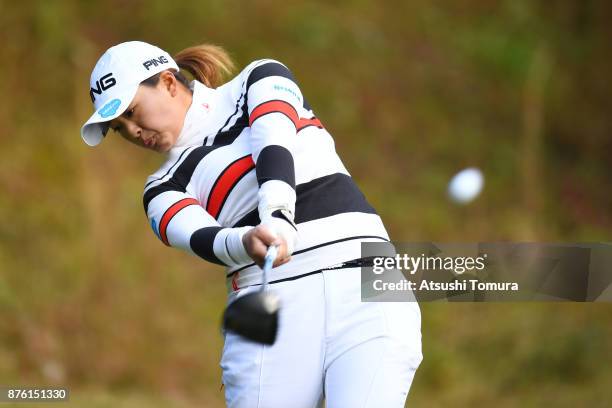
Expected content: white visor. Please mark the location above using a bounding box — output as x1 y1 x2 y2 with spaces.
80 41 179 146
80 85 139 146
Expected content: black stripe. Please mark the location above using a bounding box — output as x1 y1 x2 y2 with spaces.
257 269 323 286
246 62 297 91
144 147 192 189
226 235 389 277
243 257 376 287
211 91 248 146
247 61 311 110
213 102 249 146
256 145 296 188
190 226 226 266
271 209 297 231
302 97 312 111
232 173 377 227
143 145 221 212
216 92 244 135
213 61 265 146
292 235 388 257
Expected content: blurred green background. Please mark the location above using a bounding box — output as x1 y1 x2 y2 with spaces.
1 0 611 406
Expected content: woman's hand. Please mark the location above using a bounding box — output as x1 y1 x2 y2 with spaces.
242 225 291 268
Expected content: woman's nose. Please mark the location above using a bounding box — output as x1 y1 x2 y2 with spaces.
126 122 142 139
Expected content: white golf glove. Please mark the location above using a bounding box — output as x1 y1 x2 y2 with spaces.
258 180 298 256
260 208 298 256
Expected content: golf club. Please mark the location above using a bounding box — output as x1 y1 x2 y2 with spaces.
222 246 280 345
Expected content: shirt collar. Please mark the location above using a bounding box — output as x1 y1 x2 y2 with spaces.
171 80 216 151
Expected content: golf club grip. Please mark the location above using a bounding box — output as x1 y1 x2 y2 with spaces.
261 245 278 288
264 246 278 270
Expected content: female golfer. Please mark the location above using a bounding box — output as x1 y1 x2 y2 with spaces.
81 41 422 407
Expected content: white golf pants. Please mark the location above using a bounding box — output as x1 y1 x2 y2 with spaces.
221 266 423 407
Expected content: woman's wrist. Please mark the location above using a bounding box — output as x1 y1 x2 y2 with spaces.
212 226 254 266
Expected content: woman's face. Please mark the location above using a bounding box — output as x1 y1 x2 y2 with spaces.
108 71 190 153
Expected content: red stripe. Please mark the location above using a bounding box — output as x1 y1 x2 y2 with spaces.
207 156 255 219
159 198 199 246
249 100 324 132
297 117 323 131
231 272 240 291
249 100 299 128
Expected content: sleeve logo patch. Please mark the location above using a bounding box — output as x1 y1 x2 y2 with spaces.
150 218 161 240
273 84 302 103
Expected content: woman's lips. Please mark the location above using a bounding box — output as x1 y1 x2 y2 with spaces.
143 137 156 148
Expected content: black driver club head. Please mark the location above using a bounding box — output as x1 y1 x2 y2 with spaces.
222 246 281 345
222 290 280 345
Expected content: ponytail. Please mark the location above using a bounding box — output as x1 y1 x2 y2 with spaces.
174 44 235 88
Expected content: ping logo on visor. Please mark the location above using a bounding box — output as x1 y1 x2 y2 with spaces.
90 73 116 102
142 55 169 70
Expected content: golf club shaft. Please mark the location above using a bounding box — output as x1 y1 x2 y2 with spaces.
261 245 278 289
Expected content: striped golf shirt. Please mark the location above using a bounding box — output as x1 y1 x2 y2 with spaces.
143 59 389 290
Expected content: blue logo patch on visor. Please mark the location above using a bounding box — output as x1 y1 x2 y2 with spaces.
98 99 121 118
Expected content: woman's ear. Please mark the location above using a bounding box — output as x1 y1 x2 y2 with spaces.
159 70 178 97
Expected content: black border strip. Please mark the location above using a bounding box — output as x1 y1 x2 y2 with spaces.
246 61 296 92
144 147 193 189
232 172 377 228
190 226 225 266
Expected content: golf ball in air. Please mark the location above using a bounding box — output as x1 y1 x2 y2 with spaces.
448 167 484 204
